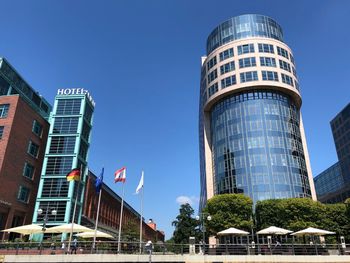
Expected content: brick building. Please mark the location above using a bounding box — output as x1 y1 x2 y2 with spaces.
0 58 51 240
82 171 164 242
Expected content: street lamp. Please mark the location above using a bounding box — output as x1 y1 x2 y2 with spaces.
37 206 57 232
196 213 211 254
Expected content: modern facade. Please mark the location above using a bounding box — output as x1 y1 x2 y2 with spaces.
315 103 350 203
199 14 316 209
0 58 51 240
82 171 165 242
32 88 94 234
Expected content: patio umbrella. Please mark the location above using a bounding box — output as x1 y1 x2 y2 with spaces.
291 227 335 236
44 223 94 233
257 226 292 235
217 227 249 236
1 224 44 235
76 230 114 239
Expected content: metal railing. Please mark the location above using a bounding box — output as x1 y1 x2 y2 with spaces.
0 241 348 256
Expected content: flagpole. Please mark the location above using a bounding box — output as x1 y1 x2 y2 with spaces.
117 181 125 253
67 164 82 252
139 171 144 254
92 187 102 250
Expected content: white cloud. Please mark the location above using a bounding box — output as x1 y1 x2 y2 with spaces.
176 195 199 206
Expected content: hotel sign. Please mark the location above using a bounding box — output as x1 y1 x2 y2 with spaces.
57 88 96 107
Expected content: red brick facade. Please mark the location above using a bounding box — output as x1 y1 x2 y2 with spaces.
82 172 164 242
0 95 49 240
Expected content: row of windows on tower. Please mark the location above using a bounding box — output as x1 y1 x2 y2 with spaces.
206 71 297 98
206 43 295 72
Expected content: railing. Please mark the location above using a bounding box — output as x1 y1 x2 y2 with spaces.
0 241 349 256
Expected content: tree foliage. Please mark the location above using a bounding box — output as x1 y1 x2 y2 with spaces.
204 194 253 236
172 203 200 244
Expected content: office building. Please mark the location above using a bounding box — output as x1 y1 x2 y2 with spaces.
0 58 51 240
315 103 350 203
32 88 94 232
82 171 164 242
199 14 316 209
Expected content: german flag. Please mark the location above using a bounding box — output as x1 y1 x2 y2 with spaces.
66 168 80 181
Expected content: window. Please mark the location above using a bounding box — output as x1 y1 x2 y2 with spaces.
17 186 30 203
294 80 300 90
237 44 254 55
28 141 39 158
258 43 274 53
221 75 236 88
56 99 81 115
220 61 235 75
260 57 276 67
0 104 9 118
208 83 218 97
281 73 294 87
277 46 289 59
239 57 256 68
290 54 295 64
208 69 218 84
279 60 291 72
0 126 3 139
292 67 297 77
240 71 258 83
219 48 234 61
45 156 73 175
49 136 76 154
207 56 217 71
32 120 43 137
53 117 79 134
23 162 35 180
262 71 279 81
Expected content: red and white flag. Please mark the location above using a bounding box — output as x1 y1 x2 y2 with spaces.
114 167 126 183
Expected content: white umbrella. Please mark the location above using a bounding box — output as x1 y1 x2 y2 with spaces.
217 227 249 236
45 223 94 233
257 226 292 235
1 224 44 235
76 230 114 239
291 227 335 236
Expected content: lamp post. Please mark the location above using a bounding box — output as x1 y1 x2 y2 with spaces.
37 206 57 240
196 213 211 254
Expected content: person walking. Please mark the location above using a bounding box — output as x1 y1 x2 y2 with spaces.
71 238 78 254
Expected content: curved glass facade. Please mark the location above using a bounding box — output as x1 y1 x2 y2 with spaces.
206 14 284 55
210 90 311 202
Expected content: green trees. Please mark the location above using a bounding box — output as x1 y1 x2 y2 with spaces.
204 194 253 236
172 203 200 244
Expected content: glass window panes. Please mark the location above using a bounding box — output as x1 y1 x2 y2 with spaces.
53 117 79 134
17 186 30 203
32 120 43 137
208 83 218 97
28 141 39 158
49 136 76 154
0 104 9 118
81 121 91 141
219 48 234 61
237 43 254 55
23 162 35 179
208 69 218 84
279 60 291 72
260 57 276 67
262 71 279 81
221 75 236 88
0 76 10 96
0 126 3 139
207 56 217 71
281 73 294 87
258 43 274 53
36 201 67 222
79 139 89 159
220 61 235 75
239 57 256 68
41 178 69 198
240 71 258 83
277 46 289 59
56 99 81 115
84 103 93 123
45 156 73 175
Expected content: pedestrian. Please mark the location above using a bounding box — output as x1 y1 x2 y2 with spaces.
71 238 78 254
61 242 66 254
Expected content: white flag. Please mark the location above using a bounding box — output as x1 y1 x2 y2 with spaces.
135 171 144 194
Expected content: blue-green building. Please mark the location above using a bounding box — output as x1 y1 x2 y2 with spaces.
32 88 95 233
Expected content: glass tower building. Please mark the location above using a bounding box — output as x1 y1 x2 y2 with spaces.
32 89 94 233
199 14 316 209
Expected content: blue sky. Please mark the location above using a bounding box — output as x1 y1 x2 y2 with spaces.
1 0 350 239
